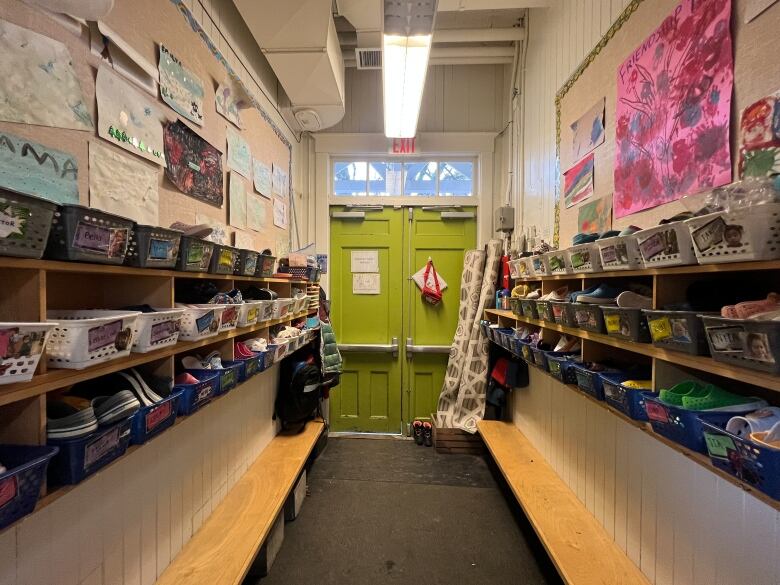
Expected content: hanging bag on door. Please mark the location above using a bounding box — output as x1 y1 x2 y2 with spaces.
421 259 443 305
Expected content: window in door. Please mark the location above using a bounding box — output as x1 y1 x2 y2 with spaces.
333 159 475 198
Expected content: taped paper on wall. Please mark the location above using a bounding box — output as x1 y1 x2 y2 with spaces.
233 230 253 250
194 214 228 245
273 198 287 229
247 194 266 232
158 44 204 125
215 80 249 128
226 126 251 178
351 250 378 273
253 159 272 198
353 273 380 295
228 172 247 229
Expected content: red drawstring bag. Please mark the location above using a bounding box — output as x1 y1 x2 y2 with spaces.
421 259 442 305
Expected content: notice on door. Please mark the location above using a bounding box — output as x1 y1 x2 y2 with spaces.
351 250 379 273
353 273 380 294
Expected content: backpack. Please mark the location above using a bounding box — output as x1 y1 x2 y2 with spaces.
275 357 322 432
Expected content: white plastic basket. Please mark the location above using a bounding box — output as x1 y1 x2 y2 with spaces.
566 243 603 273
236 301 262 327
635 221 698 268
0 322 57 384
175 305 226 341
46 310 140 369
597 235 644 271
529 254 550 276
193 304 238 332
132 308 185 353
256 300 274 323
684 203 780 264
271 340 289 361
272 299 294 320
543 250 571 275
292 294 308 315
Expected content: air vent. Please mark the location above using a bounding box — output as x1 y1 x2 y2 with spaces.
355 48 382 69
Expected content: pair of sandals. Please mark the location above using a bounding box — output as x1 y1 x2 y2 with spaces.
181 351 223 370
412 420 433 447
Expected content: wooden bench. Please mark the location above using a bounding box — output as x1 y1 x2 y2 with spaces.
478 420 650 585
156 420 325 585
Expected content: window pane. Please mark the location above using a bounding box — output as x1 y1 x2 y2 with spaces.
404 161 437 196
368 162 403 196
334 161 367 196
439 161 473 196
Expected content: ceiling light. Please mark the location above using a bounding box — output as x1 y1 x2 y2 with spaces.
382 34 431 138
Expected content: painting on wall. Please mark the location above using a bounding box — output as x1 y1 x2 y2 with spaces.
228 171 247 229
0 18 93 131
739 91 780 177
163 120 223 206
226 126 251 179
158 44 204 126
563 153 594 208
215 80 248 128
613 0 734 219
570 98 605 160
253 159 272 198
247 194 266 232
273 198 288 229
577 196 612 234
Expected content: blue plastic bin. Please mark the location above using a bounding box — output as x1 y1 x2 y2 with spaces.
530 346 549 369
48 418 132 485
0 445 59 530
185 362 241 397
175 371 220 415
542 351 579 377
130 391 182 445
600 373 653 420
700 420 780 500
230 356 260 381
571 363 619 400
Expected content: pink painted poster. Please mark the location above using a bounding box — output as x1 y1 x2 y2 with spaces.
613 0 733 219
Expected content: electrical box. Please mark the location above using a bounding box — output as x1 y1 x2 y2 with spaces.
495 206 515 232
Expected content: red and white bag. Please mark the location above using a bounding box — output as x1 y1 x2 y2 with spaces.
420 259 442 305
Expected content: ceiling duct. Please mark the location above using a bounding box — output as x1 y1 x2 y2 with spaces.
355 47 382 69
232 0 345 131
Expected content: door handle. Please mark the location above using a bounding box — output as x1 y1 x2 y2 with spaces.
331 211 365 219
440 211 475 219
405 338 451 359
339 337 399 357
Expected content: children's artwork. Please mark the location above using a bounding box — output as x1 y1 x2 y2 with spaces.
563 153 594 208
163 121 223 206
253 159 272 198
0 131 78 204
158 44 204 126
745 0 778 23
0 19 93 130
273 198 288 229
89 142 159 226
577 196 612 234
272 163 288 200
228 172 247 230
276 238 290 258
226 126 251 178
233 230 253 249
614 0 733 219
194 213 228 244
738 92 780 177
96 66 167 167
247 194 266 232
215 80 249 128
570 98 605 160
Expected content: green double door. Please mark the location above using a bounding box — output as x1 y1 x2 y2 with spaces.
329 206 477 433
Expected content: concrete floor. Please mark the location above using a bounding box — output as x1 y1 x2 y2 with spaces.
256 436 562 585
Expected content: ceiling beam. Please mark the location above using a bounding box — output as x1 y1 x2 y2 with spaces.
437 0 549 10
433 27 525 43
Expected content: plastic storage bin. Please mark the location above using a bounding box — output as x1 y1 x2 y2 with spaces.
546 353 581 383
130 391 182 445
190 303 238 332
186 361 241 396
175 305 225 341
572 303 606 333
46 310 140 369
551 301 577 327
125 225 181 268
0 445 58 530
530 255 550 276
235 249 260 276
256 300 274 323
271 299 294 320
530 346 551 369
508 257 534 279
701 316 780 374
534 300 554 323
131 308 185 353
644 310 711 355
601 306 650 342
509 297 522 317
291 294 308 315
0 322 56 384
571 363 618 400
278 265 320 281
635 221 698 268
46 205 134 265
567 243 603 273
0 190 57 259
600 374 654 420
255 254 276 277
543 250 571 275
175 370 219 415
209 244 240 275
48 417 132 485
520 299 539 320
237 301 262 328
700 420 780 500
231 355 260 381
176 236 215 273
684 203 780 264
596 234 643 271
496 328 515 351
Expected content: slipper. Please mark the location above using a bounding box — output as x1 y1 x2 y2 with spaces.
91 390 140 426
618 225 642 236
750 421 780 450
47 399 99 440
681 385 766 411
726 407 780 437
658 381 707 407
181 355 206 370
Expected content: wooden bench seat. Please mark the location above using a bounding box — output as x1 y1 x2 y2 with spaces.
156 420 325 585
478 420 650 585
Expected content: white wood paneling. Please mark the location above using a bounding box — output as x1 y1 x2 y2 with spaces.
512 368 780 585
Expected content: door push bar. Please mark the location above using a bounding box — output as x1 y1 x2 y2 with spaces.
339 337 399 358
330 211 366 219
405 338 451 360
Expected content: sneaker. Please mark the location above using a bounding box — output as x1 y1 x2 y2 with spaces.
181 355 207 370
174 372 199 385
412 420 424 445
598 230 621 239
118 370 164 406
576 284 623 304
726 407 780 437
246 338 268 352
90 390 141 425
722 293 780 320
619 225 642 236
622 380 652 389
572 232 599 245
616 291 653 310
553 336 580 352
169 222 212 238
47 398 99 440
540 286 569 301
422 422 433 447
569 285 598 303
525 289 541 300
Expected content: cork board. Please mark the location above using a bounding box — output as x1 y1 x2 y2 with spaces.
556 0 780 246
0 0 291 254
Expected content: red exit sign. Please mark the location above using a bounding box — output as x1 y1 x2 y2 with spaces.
390 137 416 154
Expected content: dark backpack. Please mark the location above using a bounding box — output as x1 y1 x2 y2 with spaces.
275 358 322 432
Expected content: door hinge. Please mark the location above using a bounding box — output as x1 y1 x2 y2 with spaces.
408 207 414 220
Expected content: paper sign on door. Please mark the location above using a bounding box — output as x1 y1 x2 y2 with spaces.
353 273 380 294
351 250 378 272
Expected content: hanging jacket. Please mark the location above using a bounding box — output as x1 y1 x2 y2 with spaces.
319 321 342 374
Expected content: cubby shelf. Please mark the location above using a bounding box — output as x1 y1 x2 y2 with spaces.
486 336 780 512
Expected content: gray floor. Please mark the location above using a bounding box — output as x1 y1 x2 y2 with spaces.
257 436 561 585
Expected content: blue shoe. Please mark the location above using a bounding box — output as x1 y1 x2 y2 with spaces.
572 232 599 245
598 230 621 239
569 285 598 303
575 284 623 304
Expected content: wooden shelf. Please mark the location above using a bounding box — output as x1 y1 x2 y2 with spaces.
485 309 780 391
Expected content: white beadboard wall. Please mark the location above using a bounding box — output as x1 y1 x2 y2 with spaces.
520 0 632 244
512 368 780 585
0 370 280 585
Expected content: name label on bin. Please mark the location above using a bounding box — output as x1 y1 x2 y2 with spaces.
0 476 17 510
569 251 588 268
703 432 737 459
638 231 667 260
601 245 617 264
644 401 669 424
218 249 234 268
221 306 238 326
244 256 258 274
186 243 205 265
647 317 672 341
145 401 173 433
148 238 175 261
84 426 121 470
195 311 214 333
195 384 212 405
150 319 180 343
73 222 128 258
88 319 123 352
0 204 29 239
691 216 726 253
222 369 236 389
605 314 621 333
247 308 258 322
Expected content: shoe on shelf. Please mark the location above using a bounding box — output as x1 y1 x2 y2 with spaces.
723 293 780 320
619 225 642 236
181 355 207 370
169 222 212 238
174 372 200 386
726 407 780 438
616 291 653 310
422 421 433 447
658 381 707 407
540 286 569 301
598 230 621 239
117 369 165 407
47 398 99 440
576 284 623 305
412 420 424 446
751 421 780 450
682 385 767 412
569 285 598 303
525 289 541 300
90 390 141 426
622 380 652 389
572 232 599 245
553 335 580 352
246 338 268 352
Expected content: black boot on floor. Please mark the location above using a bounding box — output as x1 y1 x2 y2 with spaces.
412 420 424 445
422 421 433 447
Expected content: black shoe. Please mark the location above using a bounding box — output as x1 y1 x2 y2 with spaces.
412 420 424 445
422 422 433 447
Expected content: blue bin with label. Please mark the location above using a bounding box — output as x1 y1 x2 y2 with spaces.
175 371 220 415
130 390 182 445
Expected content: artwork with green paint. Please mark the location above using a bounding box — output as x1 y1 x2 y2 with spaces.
577 196 612 234
159 44 204 126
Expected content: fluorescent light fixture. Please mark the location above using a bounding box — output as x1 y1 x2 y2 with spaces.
382 34 432 138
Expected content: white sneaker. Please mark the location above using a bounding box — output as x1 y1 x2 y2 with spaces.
616 291 652 310
525 290 541 300
540 286 569 301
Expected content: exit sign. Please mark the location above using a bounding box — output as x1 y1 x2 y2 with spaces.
390 137 416 154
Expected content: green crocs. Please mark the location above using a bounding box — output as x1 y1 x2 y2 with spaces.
682 385 757 411
658 381 707 407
